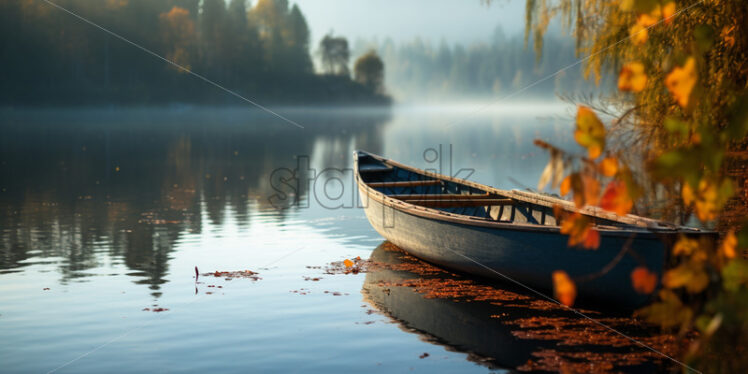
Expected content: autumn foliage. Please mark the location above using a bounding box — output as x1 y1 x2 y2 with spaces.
526 0 748 370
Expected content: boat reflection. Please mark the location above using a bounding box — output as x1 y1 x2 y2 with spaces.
362 241 680 373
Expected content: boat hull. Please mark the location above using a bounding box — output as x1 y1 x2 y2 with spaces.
359 184 666 307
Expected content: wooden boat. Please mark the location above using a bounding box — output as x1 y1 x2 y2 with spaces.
354 150 713 307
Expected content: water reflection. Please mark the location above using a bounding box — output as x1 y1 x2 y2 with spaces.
0 107 391 292
362 242 679 372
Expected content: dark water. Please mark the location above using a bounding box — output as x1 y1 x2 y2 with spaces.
0 105 672 373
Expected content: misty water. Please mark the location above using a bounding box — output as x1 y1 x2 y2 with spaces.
1 105 670 373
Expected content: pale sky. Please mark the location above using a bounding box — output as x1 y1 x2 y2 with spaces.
292 0 526 46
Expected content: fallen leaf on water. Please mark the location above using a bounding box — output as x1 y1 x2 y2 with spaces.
343 259 354 268
631 267 658 294
553 270 576 306
419 353 430 359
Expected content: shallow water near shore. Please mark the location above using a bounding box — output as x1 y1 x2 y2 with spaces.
0 104 676 373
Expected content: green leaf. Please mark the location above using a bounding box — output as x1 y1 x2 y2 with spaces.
694 24 716 52
722 259 748 292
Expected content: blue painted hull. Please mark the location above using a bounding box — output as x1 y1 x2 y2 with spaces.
360 186 666 307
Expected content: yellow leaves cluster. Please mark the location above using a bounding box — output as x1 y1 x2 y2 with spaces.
625 1 676 44
575 106 606 159
636 289 693 330
665 57 697 108
664 261 709 293
682 177 733 222
618 62 647 92
552 270 576 306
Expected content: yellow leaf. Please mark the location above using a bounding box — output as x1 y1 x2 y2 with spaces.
599 157 619 177
663 262 709 293
683 178 734 222
552 270 576 306
343 259 354 268
673 236 699 256
629 14 657 45
575 106 606 159
721 231 737 259
665 57 697 108
618 62 647 92
662 2 676 23
631 266 658 294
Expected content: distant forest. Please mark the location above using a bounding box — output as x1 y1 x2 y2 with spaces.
0 0 389 106
354 28 616 102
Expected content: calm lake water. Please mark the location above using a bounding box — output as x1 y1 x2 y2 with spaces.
0 105 674 373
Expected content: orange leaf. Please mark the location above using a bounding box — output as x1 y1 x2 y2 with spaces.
618 62 647 92
631 267 658 294
553 271 576 306
721 231 737 259
665 57 697 108
629 14 657 45
560 175 572 196
582 175 600 207
343 259 354 268
575 106 606 159
599 157 619 177
662 2 676 23
560 213 599 249
600 180 633 216
583 228 600 249
672 236 699 256
721 25 736 47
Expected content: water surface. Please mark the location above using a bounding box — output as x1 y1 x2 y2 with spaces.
0 105 673 373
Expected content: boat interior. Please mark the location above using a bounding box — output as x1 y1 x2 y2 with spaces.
357 152 562 226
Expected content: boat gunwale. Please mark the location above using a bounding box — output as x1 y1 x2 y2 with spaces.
354 151 708 239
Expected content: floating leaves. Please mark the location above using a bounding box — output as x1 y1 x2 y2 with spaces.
665 57 697 108
575 106 606 159
343 259 354 268
618 62 647 92
631 267 658 294
552 270 576 306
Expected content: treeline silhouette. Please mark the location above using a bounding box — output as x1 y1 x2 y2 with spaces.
0 0 389 106
354 27 615 102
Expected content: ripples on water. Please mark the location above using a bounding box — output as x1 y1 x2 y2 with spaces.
0 105 673 372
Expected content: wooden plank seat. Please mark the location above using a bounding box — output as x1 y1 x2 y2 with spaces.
368 180 441 188
406 198 514 208
390 193 500 201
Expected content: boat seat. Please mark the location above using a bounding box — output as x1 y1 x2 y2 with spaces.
406 198 514 208
358 163 394 173
368 180 441 188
